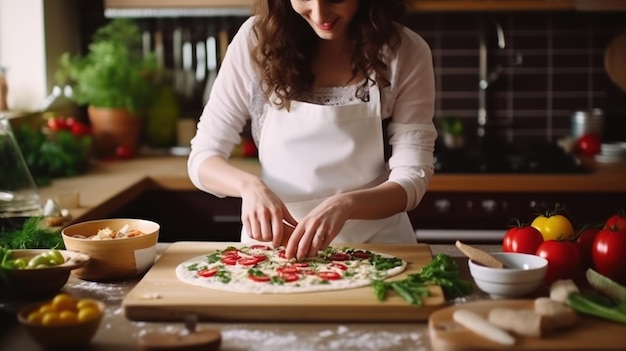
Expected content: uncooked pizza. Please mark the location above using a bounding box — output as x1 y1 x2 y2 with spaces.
175 244 408 294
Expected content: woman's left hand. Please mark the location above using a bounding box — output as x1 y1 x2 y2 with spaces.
284 195 350 260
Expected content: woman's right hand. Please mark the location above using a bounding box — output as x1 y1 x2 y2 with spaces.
240 182 297 248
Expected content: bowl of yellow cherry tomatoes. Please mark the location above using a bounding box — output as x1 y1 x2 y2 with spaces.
17 292 105 347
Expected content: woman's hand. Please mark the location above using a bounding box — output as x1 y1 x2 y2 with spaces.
285 195 351 260
240 182 297 247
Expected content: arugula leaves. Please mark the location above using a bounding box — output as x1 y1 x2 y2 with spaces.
372 253 473 307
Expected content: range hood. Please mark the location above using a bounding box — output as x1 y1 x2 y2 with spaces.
103 0 252 18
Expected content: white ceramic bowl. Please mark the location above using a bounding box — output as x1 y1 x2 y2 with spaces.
62 218 159 281
468 252 548 299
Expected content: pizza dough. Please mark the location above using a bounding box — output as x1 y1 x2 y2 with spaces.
175 244 407 294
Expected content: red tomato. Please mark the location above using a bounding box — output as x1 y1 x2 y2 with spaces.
237 257 262 266
115 145 135 159
248 273 271 282
317 271 342 280
47 117 68 131
592 228 626 284
575 227 601 270
575 133 601 156
535 240 580 284
277 272 299 282
221 256 239 265
70 122 91 136
222 249 240 257
64 117 77 127
241 139 257 158
250 244 271 250
197 268 218 278
329 262 348 271
502 225 544 254
603 211 626 233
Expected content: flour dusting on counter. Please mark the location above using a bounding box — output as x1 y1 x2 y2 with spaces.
220 325 427 351
65 281 127 301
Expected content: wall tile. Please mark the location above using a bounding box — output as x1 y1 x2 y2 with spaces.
403 11 626 143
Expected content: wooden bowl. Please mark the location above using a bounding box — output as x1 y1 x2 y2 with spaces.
61 218 159 281
0 250 89 299
17 298 104 347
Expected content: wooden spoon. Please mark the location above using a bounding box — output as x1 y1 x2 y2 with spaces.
455 240 506 269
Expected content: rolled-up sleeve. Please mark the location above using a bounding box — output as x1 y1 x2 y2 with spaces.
187 17 257 197
385 26 437 211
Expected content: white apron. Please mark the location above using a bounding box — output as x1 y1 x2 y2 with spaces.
241 82 416 244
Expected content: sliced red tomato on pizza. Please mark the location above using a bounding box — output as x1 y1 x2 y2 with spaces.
197 268 218 278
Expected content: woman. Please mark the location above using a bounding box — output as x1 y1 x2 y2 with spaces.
188 0 436 260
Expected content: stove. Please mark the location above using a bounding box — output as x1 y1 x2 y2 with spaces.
434 141 586 174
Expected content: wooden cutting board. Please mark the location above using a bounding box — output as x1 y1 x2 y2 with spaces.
122 242 445 322
429 299 626 350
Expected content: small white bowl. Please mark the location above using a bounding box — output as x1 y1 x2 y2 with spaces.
468 252 548 299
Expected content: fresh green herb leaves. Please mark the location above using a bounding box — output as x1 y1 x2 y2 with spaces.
215 269 231 284
413 254 474 299
370 254 403 271
372 253 473 307
15 126 92 186
0 217 64 249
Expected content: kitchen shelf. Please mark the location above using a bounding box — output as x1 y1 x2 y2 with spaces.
103 0 252 17
103 0 626 17
409 0 575 12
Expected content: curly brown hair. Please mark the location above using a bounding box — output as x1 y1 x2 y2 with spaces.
251 0 407 110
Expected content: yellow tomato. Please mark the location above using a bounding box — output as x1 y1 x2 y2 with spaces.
76 299 99 311
51 293 76 312
26 311 44 324
58 310 78 325
77 307 101 322
41 312 62 326
531 214 574 241
38 304 55 314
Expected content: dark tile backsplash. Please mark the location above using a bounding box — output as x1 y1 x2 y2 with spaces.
402 11 626 143
78 3 626 144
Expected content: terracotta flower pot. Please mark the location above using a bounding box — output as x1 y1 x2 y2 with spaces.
87 106 142 158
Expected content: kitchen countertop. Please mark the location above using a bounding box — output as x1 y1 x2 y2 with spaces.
3 156 621 350
36 155 626 225
0 243 492 351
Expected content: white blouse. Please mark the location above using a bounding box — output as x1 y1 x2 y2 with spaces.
188 16 437 211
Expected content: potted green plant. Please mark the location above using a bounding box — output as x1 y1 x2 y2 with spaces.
440 115 465 149
56 18 158 157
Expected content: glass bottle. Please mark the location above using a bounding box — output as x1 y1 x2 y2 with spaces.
0 115 42 218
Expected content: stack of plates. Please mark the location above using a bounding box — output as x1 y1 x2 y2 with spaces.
595 142 626 163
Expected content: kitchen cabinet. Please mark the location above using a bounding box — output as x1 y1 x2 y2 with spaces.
109 190 242 242
409 0 575 12
575 0 626 10
102 0 626 13
410 191 626 232
103 0 606 14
